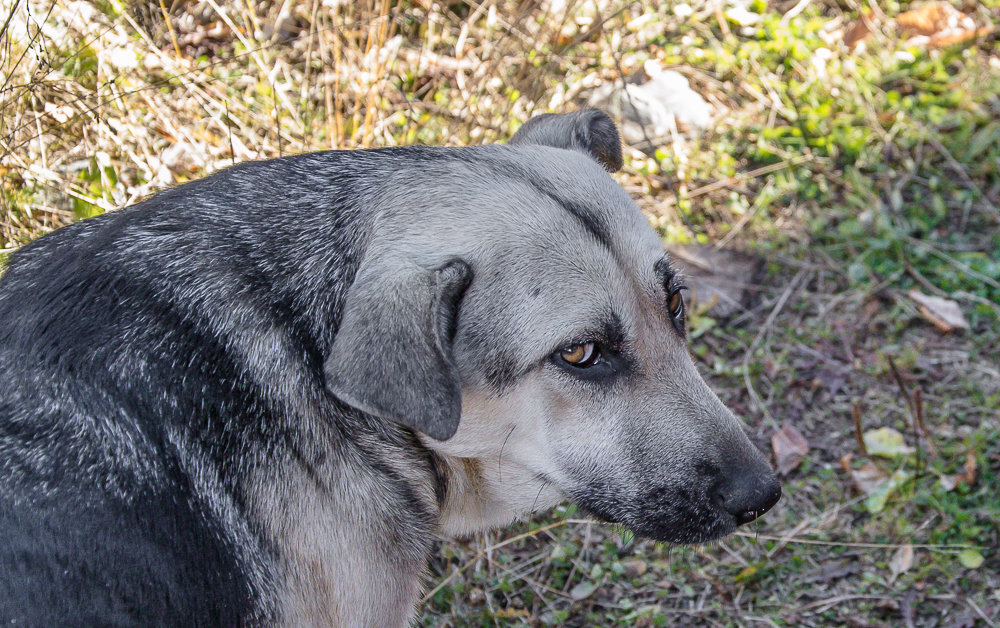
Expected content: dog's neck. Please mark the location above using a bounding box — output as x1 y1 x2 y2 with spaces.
429 449 565 538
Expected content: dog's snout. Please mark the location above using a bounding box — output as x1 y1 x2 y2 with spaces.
712 468 782 526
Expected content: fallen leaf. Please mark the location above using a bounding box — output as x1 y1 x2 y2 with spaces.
866 470 911 514
842 10 875 50
839 452 854 473
863 427 915 458
569 581 597 601
772 423 810 475
896 2 994 48
942 450 980 491
850 462 888 495
889 544 914 580
962 451 977 486
898 2 968 36
942 614 978 628
622 558 647 578
552 31 575 47
939 474 962 491
908 290 969 332
957 549 984 569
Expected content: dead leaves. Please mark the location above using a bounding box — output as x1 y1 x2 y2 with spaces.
843 455 890 495
802 560 859 584
844 424 979 513
621 558 648 578
841 452 912 513
568 581 598 601
772 423 810 475
863 426 916 458
896 3 995 48
908 290 970 333
841 12 875 50
840 437 986 577
939 451 978 491
889 544 915 582
836 2 994 51
491 607 530 619
846 454 889 495
963 451 978 485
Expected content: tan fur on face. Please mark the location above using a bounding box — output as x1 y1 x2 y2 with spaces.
421 385 565 537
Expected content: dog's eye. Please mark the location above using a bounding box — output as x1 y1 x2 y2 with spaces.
559 342 600 367
668 290 684 317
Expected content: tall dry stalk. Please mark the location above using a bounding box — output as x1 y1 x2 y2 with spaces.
1 0 643 250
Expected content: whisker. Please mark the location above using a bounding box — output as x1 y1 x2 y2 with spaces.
497 425 515 487
529 480 548 514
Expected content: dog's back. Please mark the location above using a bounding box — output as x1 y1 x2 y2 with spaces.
0 175 260 624
0 151 377 624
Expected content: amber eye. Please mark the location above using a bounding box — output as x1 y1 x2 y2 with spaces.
559 342 599 367
668 290 684 317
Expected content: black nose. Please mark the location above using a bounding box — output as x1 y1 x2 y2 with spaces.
712 470 782 525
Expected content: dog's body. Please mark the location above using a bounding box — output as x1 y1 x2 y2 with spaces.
0 111 779 626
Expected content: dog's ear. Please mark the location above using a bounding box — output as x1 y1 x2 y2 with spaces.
325 257 472 441
508 109 623 172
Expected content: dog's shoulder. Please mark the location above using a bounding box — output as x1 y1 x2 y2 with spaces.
0 464 260 625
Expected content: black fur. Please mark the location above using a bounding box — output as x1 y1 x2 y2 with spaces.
0 149 444 624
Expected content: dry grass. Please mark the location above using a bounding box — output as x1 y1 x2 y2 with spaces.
1 0 647 247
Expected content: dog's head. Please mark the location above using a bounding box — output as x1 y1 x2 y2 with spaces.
325 110 780 544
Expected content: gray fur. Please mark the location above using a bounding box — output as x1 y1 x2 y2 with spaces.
0 109 778 627
509 108 625 172
326 258 471 441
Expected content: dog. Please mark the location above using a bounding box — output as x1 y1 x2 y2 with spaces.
0 110 780 626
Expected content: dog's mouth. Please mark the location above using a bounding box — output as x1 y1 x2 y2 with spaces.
569 491 735 545
567 478 779 545
620 509 740 545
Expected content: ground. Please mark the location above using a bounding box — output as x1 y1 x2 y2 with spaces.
1 0 997 625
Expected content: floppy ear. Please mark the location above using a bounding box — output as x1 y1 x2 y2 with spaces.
508 109 623 172
325 258 472 441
